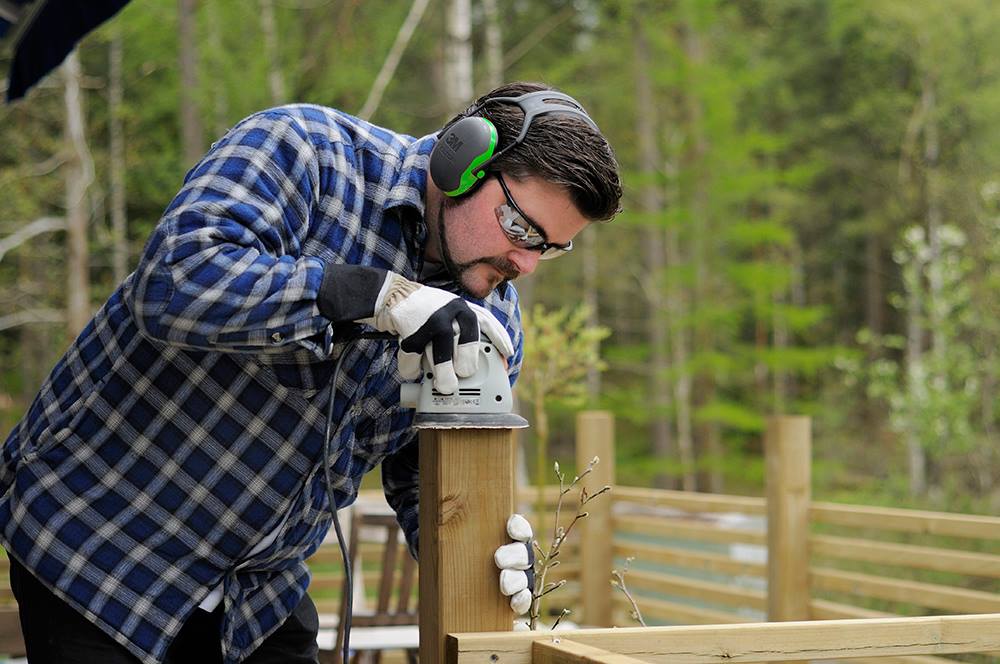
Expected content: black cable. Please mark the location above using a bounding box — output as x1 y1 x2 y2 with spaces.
322 331 395 664
325 343 352 664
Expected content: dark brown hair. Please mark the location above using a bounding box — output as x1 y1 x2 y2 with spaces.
444 82 623 222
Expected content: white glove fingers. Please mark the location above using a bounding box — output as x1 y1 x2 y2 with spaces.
495 542 531 570
397 348 423 380
499 569 528 596
469 302 515 358
431 358 458 395
453 339 480 377
507 514 533 542
510 588 532 615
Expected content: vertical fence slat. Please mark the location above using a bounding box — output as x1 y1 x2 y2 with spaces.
577 410 615 628
766 415 812 624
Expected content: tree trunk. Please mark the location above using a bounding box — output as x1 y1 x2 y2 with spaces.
178 0 203 165
203 1 229 137
18 250 52 400
922 73 945 379
63 50 92 338
905 252 927 497
482 0 503 90
633 12 678 489
772 278 788 414
259 0 286 104
109 30 128 283
581 229 601 403
444 0 473 109
681 11 720 491
865 231 883 348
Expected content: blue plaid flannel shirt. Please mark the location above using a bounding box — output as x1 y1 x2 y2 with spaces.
0 104 523 663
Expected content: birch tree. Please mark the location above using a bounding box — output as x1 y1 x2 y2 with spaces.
63 50 93 337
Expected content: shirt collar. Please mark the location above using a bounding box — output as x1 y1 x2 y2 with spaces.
383 133 436 215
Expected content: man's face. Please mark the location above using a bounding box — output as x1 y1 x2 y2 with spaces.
431 174 589 298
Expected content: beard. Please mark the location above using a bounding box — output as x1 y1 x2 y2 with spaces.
435 199 520 299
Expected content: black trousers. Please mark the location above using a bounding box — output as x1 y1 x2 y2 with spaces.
8 557 319 664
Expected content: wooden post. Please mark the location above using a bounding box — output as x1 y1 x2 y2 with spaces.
765 416 812 623
419 427 517 663
576 411 615 628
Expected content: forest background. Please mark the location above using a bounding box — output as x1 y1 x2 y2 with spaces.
1 0 998 515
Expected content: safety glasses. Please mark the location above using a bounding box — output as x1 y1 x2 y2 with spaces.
494 173 573 260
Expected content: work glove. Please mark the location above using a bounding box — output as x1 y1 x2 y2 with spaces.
317 264 514 394
494 514 534 615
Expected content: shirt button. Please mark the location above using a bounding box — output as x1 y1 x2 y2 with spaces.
271 332 283 343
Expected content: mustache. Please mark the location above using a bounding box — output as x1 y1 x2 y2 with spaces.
469 256 520 281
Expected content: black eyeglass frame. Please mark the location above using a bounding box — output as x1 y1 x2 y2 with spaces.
493 172 573 259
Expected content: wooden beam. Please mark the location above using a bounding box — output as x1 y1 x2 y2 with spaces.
809 533 1000 577
765 416 811 623
576 410 614 628
448 613 1000 663
533 637 649 663
612 486 766 515
419 427 516 664
809 502 1000 540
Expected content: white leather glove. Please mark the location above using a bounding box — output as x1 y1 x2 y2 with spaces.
494 514 534 615
317 264 514 395
368 272 514 394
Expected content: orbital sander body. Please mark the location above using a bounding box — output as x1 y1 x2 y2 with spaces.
400 337 528 429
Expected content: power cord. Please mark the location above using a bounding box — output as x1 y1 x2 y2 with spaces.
322 331 395 664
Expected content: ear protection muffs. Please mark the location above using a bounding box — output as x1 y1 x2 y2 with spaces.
429 90 599 197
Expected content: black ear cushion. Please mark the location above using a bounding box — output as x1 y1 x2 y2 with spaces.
430 116 497 195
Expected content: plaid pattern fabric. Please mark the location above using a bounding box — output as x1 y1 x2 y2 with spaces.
1 105 523 664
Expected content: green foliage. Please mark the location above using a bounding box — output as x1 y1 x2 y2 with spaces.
2 0 1000 508
517 303 610 411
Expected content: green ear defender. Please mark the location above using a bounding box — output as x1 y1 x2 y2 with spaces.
429 90 598 197
429 116 499 196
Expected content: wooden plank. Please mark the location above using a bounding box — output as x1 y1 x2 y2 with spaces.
765 415 811 627
577 411 615 629
809 534 1000 578
847 655 962 664
612 595 753 626
419 427 515 664
612 541 766 578
448 613 1000 663
533 637 650 663
615 515 765 546
622 569 766 611
809 598 896 620
810 567 1000 613
612 487 766 516
809 502 1000 540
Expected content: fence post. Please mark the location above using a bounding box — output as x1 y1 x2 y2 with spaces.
576 410 615 627
765 415 812 623
418 427 518 663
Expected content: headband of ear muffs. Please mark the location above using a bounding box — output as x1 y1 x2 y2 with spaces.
429 90 599 197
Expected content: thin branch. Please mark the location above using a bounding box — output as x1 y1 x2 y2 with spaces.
0 153 68 195
357 0 430 121
0 217 66 264
611 557 646 627
0 308 65 332
501 5 574 71
529 456 610 629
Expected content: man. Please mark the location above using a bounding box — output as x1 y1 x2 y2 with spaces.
1 81 622 663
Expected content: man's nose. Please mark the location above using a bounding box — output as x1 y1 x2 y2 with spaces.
508 248 541 276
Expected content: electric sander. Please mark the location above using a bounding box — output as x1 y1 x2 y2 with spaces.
400 336 528 429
